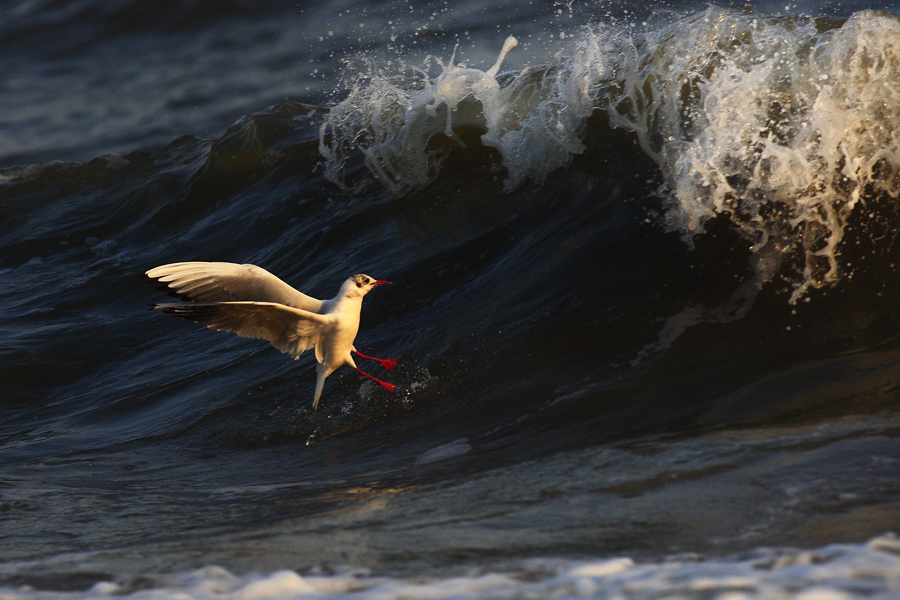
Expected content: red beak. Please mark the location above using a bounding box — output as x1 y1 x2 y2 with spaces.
372 280 390 286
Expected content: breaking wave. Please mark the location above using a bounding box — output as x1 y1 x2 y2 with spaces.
4 535 900 599
321 8 900 300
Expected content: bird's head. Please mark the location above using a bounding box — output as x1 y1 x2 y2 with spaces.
342 273 390 298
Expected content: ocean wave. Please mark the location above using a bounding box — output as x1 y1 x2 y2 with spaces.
321 8 900 301
3 534 900 599
612 8 900 301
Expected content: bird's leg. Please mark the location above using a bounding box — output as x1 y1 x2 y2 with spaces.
352 349 398 371
354 367 397 392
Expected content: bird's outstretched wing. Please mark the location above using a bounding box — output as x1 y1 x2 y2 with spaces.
146 262 323 312
155 301 330 359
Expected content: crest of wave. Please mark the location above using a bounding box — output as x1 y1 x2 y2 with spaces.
319 31 620 194
608 8 900 300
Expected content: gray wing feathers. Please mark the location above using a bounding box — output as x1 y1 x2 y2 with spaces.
156 301 329 360
146 262 324 312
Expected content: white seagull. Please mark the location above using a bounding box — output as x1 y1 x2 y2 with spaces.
146 261 397 409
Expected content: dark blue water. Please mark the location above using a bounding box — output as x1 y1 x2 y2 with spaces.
4 1 900 597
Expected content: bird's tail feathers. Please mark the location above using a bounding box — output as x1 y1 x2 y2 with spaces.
312 364 327 410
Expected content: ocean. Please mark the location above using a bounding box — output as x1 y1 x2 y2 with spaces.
3 0 900 598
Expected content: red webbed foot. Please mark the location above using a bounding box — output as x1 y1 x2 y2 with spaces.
377 358 398 371
353 350 398 371
354 367 397 392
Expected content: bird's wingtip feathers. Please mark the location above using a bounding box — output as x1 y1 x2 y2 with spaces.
144 270 191 301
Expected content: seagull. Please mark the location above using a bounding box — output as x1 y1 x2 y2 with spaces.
145 262 397 409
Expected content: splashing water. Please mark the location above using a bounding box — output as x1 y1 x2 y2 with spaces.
429 35 519 145
321 8 900 300
606 8 900 300
320 33 613 194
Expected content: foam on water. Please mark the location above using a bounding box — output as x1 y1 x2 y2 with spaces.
321 8 900 300
4 535 900 599
609 8 900 301
319 30 611 193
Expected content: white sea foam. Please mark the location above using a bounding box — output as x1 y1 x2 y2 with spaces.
321 8 900 300
609 8 900 300
4 535 900 599
320 31 614 194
